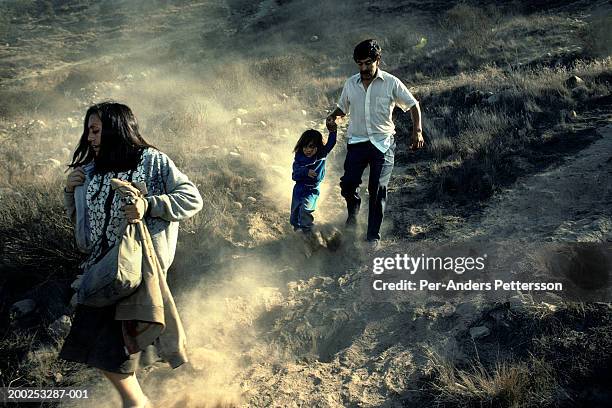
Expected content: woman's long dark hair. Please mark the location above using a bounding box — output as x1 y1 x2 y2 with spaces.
69 102 156 173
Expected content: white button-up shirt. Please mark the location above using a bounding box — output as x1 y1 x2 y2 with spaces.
337 69 418 153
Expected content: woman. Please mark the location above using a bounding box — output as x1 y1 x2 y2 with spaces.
60 102 203 407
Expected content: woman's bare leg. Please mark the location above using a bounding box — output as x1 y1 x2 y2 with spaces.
101 370 147 407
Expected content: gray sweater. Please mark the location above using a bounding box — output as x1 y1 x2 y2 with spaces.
64 149 203 273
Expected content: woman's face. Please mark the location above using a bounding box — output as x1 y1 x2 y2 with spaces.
87 114 102 156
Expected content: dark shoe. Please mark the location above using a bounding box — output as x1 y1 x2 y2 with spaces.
366 239 380 251
345 213 357 228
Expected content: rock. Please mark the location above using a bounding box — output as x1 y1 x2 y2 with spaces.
439 303 456 318
310 35 319 42
409 225 426 236
237 108 249 115
10 299 36 319
485 93 501 105
259 120 267 128
48 315 72 339
571 85 589 102
541 302 558 312
469 326 490 339
565 75 584 89
508 294 532 312
246 196 257 203
465 90 493 106
54 372 63 383
309 277 325 287
232 201 243 210
233 117 242 126
455 301 477 317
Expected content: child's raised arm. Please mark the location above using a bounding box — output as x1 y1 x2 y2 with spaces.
321 130 337 156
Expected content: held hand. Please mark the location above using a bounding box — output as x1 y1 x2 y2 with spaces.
326 116 337 132
308 169 317 178
123 196 148 223
65 167 85 192
409 130 425 151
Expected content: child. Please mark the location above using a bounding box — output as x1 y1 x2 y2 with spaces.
290 121 337 234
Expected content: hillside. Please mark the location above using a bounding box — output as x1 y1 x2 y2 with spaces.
1 0 611 407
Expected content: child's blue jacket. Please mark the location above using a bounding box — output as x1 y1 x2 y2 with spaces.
292 131 337 187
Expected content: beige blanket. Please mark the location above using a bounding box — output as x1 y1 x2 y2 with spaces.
111 178 188 369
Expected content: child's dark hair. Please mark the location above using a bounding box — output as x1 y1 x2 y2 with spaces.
294 129 324 153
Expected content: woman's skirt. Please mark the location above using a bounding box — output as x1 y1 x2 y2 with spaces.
59 304 141 374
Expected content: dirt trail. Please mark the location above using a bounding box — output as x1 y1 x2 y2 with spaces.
453 124 612 243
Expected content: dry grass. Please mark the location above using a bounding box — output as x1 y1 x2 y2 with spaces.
428 353 559 408
419 57 612 202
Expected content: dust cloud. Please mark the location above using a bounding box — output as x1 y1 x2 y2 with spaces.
1 0 430 405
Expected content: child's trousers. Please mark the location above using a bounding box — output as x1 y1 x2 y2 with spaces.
290 184 320 231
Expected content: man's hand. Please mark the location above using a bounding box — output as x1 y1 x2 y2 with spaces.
326 116 337 132
308 169 317 178
65 167 85 192
410 130 425 150
326 107 345 130
123 196 148 223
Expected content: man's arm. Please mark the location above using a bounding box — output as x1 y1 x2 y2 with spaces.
394 78 424 151
409 103 424 150
327 79 349 125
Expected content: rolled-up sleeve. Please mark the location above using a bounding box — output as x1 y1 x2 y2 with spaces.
394 79 418 112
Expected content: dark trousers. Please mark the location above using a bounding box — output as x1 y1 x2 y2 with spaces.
340 141 395 240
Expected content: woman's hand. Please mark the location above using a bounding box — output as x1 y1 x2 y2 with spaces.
65 167 85 192
123 196 148 223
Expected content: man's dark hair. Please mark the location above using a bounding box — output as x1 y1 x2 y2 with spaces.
353 39 382 62
70 101 156 173
294 129 324 154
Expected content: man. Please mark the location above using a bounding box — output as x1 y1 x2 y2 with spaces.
327 39 424 249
